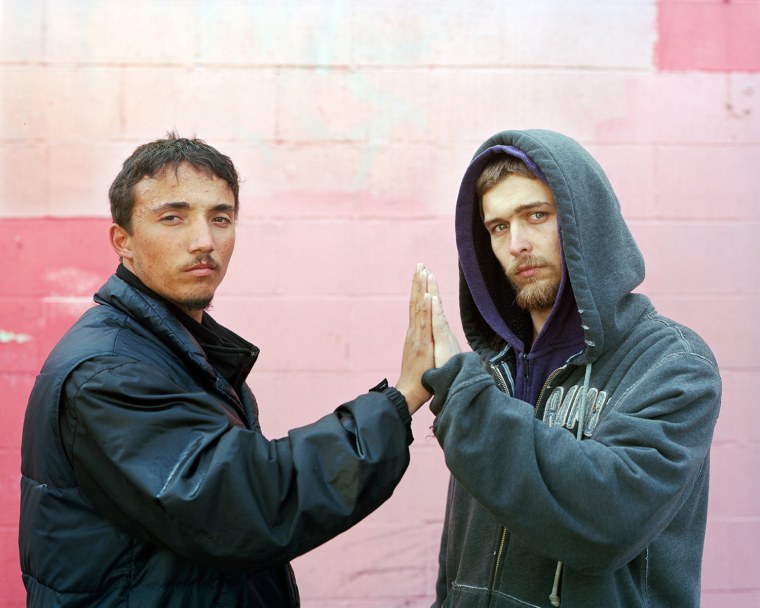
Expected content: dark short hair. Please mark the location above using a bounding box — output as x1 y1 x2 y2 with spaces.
108 132 240 232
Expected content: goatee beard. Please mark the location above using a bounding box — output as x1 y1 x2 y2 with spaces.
507 254 560 312
181 296 214 311
513 279 559 312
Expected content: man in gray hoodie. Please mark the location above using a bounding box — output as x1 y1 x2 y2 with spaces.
417 129 721 607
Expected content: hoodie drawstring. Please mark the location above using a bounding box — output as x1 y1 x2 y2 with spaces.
576 363 592 441
549 362 593 607
549 561 563 607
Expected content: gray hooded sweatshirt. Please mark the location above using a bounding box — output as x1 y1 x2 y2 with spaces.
423 129 721 607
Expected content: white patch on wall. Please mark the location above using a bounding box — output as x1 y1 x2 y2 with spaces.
45 267 103 296
0 330 32 344
41 296 94 316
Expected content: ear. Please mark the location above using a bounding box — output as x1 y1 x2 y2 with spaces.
109 223 133 261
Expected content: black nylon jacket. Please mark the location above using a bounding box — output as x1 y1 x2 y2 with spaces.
19 273 412 606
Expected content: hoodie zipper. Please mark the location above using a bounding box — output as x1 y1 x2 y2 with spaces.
534 365 568 415
490 527 508 594
487 362 568 602
487 351 513 602
490 363 511 395
488 345 515 396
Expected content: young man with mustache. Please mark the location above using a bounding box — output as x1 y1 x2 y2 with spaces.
416 130 722 607
19 133 434 607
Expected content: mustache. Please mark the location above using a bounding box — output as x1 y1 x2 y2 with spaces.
508 254 549 276
183 255 220 271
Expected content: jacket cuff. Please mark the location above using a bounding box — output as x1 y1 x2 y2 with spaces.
370 379 414 445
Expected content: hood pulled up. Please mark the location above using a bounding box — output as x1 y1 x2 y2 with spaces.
456 129 649 365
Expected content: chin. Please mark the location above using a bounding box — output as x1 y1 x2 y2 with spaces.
515 281 560 311
179 293 215 312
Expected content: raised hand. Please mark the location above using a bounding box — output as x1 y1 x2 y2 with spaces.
395 264 435 414
427 272 461 368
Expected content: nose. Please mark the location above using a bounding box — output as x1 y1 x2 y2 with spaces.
508 223 531 257
188 219 215 253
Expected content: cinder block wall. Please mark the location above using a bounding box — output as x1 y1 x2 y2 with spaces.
1 1 758 606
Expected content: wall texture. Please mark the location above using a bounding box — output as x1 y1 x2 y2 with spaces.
1 1 758 606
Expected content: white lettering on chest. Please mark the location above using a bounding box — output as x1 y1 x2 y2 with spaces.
543 385 609 437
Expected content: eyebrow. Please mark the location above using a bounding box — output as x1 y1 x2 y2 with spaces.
149 201 236 214
483 201 551 226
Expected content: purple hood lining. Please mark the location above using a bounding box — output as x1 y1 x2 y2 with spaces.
455 145 578 355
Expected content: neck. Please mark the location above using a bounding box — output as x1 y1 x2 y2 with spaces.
530 308 551 343
184 308 204 323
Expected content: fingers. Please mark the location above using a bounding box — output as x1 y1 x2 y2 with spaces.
398 265 435 414
429 273 448 335
412 292 432 341
398 263 460 404
431 294 448 336
408 263 429 323
427 272 441 300
431 289 461 368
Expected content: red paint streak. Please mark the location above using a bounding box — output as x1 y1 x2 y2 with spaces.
1 218 115 373
2 217 116 604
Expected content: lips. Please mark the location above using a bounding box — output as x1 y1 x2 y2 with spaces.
515 265 543 279
184 258 220 276
509 256 548 282
187 265 216 277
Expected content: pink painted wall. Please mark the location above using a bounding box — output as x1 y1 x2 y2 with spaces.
1 1 758 606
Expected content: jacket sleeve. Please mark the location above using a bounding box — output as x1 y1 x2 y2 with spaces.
61 355 412 570
422 350 721 575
